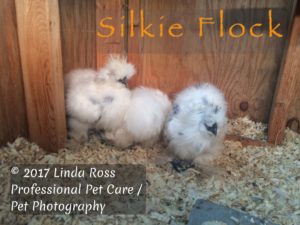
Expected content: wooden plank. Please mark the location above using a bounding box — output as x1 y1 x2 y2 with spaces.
268 16 300 144
285 1 300 134
59 0 96 73
133 0 295 122
128 0 143 87
96 0 127 67
0 0 28 146
15 0 66 151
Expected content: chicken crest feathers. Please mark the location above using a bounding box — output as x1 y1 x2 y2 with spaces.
102 54 136 81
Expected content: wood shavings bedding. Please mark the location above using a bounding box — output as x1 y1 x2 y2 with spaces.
0 118 299 225
227 117 267 141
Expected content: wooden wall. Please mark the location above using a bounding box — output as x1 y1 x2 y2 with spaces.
0 0 299 150
59 0 96 73
128 0 295 123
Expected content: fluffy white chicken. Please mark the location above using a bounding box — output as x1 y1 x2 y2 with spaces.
64 56 135 142
105 87 171 147
165 83 227 169
65 55 171 148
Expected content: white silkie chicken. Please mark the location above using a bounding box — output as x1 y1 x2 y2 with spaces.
65 55 171 148
165 83 227 171
64 56 135 142
104 87 171 148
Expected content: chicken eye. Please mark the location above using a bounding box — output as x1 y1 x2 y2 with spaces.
214 106 221 113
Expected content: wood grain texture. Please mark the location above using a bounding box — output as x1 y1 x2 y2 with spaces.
15 0 66 151
129 0 295 122
128 0 143 87
286 0 300 134
0 0 28 146
96 0 127 67
269 16 300 144
59 0 96 73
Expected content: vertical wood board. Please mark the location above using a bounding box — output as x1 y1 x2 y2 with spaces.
15 0 66 151
96 0 127 68
269 16 300 143
0 0 28 146
59 0 96 73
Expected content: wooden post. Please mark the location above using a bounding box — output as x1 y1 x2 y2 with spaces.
268 16 300 144
0 0 28 146
15 0 66 151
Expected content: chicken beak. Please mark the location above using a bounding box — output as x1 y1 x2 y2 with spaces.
118 77 128 87
205 123 218 136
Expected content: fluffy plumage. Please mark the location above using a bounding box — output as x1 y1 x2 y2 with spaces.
64 56 134 142
105 87 172 148
98 55 136 84
65 55 170 148
165 83 227 164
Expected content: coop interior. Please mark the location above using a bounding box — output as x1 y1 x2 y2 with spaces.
1 0 300 225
